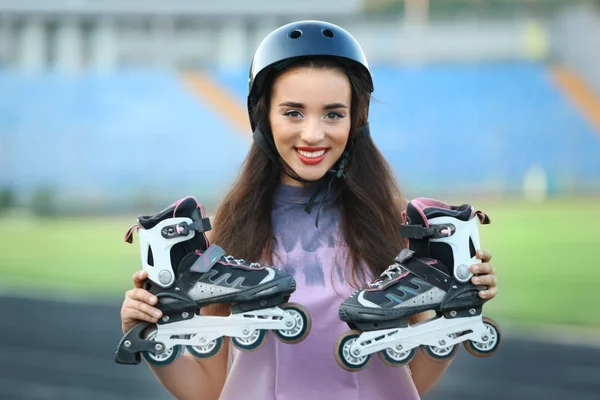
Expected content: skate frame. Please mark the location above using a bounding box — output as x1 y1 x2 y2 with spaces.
351 315 490 357
154 306 297 349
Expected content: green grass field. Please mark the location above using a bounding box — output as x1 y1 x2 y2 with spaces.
0 198 598 328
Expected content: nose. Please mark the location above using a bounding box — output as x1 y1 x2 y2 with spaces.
299 118 325 145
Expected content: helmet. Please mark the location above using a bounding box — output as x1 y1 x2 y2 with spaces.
247 20 373 131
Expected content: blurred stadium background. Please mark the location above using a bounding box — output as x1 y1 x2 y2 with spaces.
0 0 599 399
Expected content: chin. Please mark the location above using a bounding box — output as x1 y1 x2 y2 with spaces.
293 164 333 182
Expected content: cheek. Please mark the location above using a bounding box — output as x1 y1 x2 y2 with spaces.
330 121 352 153
269 114 295 150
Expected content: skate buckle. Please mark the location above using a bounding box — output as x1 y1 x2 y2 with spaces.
161 223 190 239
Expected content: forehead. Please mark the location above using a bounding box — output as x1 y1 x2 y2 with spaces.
271 66 351 102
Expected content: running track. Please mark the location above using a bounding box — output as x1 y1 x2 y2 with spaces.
0 296 598 400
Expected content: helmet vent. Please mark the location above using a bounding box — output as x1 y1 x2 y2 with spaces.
322 29 335 38
289 29 303 39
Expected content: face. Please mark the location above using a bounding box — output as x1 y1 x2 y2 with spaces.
269 66 352 186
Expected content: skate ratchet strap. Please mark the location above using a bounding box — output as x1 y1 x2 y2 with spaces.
394 249 452 291
190 244 227 273
400 223 455 239
161 217 211 239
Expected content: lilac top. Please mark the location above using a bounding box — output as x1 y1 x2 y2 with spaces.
219 183 420 400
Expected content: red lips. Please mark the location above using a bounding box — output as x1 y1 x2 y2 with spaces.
295 147 329 165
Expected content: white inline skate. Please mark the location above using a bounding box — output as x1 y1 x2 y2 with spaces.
115 196 311 366
335 197 501 371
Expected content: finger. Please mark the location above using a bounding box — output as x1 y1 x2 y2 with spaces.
471 274 497 287
126 288 158 305
123 297 162 320
479 286 498 300
470 262 494 275
123 307 161 324
132 299 163 320
476 249 492 262
132 270 148 288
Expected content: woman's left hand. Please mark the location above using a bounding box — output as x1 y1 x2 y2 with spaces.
470 249 498 300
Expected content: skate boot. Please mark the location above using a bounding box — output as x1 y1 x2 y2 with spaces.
115 196 311 366
334 197 500 372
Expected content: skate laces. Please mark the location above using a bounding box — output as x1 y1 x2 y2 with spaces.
367 264 405 288
222 255 262 269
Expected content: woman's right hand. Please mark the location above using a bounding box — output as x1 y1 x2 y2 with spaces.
120 270 163 334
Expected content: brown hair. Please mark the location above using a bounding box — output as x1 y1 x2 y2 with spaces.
212 57 407 287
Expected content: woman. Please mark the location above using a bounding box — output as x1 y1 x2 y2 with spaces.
120 20 499 400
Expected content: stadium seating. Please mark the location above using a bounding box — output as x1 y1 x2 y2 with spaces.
1 62 598 205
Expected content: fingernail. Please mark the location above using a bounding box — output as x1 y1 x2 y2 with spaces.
139 271 144 278
472 266 480 273
473 277 481 284
480 291 487 298
154 310 162 317
150 296 157 304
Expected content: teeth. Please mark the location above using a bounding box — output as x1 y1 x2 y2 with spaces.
297 149 326 158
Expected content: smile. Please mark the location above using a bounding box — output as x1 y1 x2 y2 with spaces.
295 147 329 165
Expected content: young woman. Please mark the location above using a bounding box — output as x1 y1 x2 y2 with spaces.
120 20 499 400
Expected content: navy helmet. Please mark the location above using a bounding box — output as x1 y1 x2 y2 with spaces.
247 20 374 131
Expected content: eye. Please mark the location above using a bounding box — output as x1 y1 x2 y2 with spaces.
284 110 303 118
324 112 343 121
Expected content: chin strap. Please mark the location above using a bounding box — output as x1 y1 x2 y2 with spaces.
303 123 371 227
253 123 371 227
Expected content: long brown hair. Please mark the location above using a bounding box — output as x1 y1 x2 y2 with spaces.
212 57 407 287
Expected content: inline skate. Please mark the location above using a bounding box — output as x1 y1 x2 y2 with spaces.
334 197 501 371
115 196 311 366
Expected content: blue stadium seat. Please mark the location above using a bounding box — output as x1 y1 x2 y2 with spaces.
212 62 600 195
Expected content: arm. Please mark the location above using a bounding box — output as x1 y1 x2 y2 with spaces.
122 217 230 400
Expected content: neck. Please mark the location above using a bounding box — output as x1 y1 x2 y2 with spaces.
279 172 309 187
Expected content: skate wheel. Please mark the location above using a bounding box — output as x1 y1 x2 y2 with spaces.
421 333 459 362
274 303 311 344
378 346 417 367
141 328 182 367
464 316 502 357
187 336 223 359
334 330 371 372
231 329 268 352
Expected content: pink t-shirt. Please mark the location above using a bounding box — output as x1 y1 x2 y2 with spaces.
219 184 420 400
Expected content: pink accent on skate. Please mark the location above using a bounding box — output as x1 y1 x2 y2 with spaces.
474 210 491 224
123 224 140 243
427 260 438 265
176 225 184 234
441 228 452 236
410 199 430 227
413 197 452 211
194 249 267 270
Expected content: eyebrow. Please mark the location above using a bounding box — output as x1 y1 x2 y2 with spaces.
278 101 348 109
